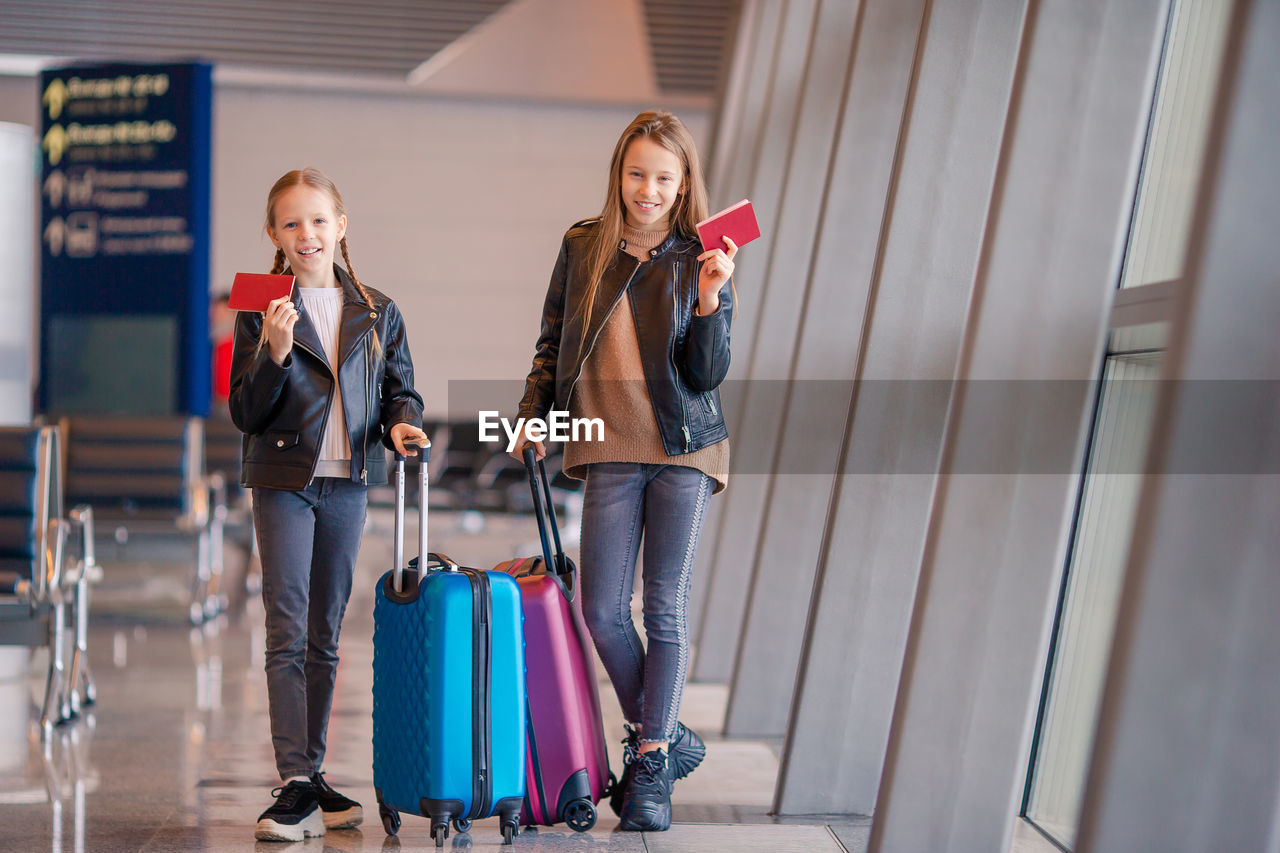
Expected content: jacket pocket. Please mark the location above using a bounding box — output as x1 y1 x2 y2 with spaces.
699 390 718 418
264 430 300 451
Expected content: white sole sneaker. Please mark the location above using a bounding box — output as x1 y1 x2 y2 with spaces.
254 808 326 842
322 805 363 829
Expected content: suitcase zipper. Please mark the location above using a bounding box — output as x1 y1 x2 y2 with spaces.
463 568 493 821
525 713 549 823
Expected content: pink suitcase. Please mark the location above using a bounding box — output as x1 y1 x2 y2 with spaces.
494 450 613 831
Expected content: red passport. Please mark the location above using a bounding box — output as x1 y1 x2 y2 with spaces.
696 199 761 253
229 273 295 312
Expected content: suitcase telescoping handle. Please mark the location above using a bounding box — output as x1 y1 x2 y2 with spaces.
392 438 440 594
522 447 575 594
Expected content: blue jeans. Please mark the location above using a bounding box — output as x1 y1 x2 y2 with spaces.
252 478 367 780
579 463 713 744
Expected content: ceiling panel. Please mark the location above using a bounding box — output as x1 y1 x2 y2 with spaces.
642 0 740 95
0 0 511 77
0 0 740 99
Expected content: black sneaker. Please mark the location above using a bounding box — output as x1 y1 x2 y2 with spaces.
255 780 325 842
618 749 675 831
609 722 706 817
668 722 706 780
311 772 363 829
609 724 642 817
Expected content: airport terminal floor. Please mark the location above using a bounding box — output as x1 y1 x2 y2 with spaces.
0 507 898 853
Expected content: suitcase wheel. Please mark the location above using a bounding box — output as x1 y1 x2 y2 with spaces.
452 818 472 834
502 821 517 845
430 820 448 847
563 798 597 832
378 803 400 836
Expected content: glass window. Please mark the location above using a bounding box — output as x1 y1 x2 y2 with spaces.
1022 0 1232 848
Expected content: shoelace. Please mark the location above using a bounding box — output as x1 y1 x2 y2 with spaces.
631 753 667 789
270 783 308 809
621 726 640 765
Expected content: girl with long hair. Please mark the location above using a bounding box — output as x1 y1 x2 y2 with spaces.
512 111 739 831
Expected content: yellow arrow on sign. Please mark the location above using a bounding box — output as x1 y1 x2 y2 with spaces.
42 125 69 166
42 79 69 120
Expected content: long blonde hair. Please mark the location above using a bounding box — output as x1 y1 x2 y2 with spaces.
580 111 709 329
262 167 380 354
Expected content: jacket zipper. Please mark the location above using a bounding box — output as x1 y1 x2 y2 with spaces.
294 338 336 486
294 322 376 485
565 254 642 409
670 259 691 451
362 335 371 484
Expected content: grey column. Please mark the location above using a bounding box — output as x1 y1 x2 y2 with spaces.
868 1 1167 851
723 0 934 738
772 0 1029 808
687 0 784 641
705 0 768 204
692 0 822 683
0 123 34 426
715 0 869 735
1076 1 1280 850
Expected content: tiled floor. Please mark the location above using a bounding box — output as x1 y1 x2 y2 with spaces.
0 508 865 852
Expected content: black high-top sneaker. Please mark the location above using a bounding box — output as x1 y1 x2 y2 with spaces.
618 749 675 832
310 772 363 829
255 780 325 842
668 722 707 780
609 725 642 817
610 722 707 816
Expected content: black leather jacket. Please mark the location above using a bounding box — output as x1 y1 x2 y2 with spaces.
229 265 423 490
518 220 733 455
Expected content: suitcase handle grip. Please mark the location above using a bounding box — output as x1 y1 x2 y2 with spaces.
522 446 577 599
425 551 460 572
393 438 431 464
392 439 430 593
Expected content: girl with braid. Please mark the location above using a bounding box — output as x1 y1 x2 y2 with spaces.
229 167 427 842
512 111 738 831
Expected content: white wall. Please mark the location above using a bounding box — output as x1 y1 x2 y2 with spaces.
0 74 708 419
0 121 35 424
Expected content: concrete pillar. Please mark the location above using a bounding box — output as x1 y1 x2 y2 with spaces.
724 0 935 738
716 0 869 735
1076 1 1280 850
867 1 1168 851
688 0 784 641
693 0 821 683
772 0 1029 808
0 123 35 425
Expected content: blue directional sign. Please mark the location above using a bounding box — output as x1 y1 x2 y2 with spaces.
39 61 212 416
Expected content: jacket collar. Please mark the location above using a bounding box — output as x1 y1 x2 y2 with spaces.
288 264 379 370
618 230 697 258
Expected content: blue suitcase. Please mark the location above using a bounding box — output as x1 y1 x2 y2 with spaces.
372 443 526 846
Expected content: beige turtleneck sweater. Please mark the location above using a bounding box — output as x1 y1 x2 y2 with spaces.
562 224 729 493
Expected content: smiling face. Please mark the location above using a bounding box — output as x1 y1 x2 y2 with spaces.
619 136 684 231
266 184 347 285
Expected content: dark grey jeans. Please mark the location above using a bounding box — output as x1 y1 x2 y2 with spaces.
579 463 713 744
252 478 367 780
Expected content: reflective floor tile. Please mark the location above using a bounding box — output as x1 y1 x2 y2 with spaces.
643 823 846 853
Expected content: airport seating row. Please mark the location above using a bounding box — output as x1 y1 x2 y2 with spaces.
10 416 583 628
59 416 229 625
0 425 98 738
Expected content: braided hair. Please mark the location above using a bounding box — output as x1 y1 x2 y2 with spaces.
261 168 382 355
